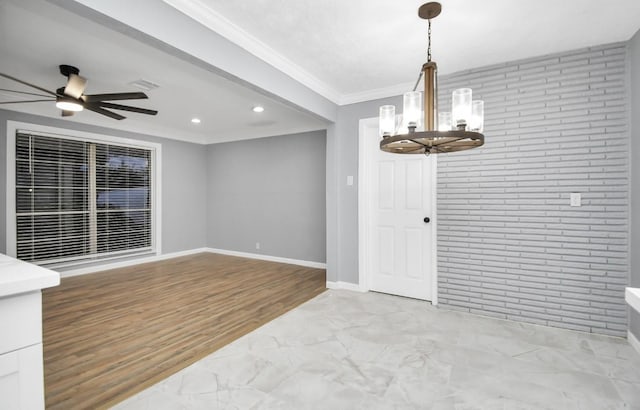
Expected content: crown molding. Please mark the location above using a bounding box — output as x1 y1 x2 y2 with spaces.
163 0 413 107
338 81 414 105
162 0 342 104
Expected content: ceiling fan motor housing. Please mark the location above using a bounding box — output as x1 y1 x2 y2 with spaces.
59 64 80 77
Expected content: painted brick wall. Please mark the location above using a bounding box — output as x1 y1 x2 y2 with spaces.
436 43 629 337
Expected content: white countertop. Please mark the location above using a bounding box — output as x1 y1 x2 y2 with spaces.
0 253 60 298
627 287 640 315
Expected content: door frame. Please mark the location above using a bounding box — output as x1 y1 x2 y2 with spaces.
358 117 438 305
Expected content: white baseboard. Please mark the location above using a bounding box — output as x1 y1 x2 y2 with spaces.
629 330 640 356
58 247 326 278
206 248 326 269
326 281 366 292
59 248 209 278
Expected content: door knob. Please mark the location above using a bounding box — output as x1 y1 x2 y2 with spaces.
423 217 430 223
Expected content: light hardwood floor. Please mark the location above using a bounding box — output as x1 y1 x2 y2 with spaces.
42 252 326 409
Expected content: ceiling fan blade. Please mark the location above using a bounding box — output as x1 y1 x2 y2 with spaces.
82 92 148 102
0 88 52 98
0 73 57 97
64 74 87 99
95 102 158 115
61 110 75 117
83 104 126 120
0 99 53 104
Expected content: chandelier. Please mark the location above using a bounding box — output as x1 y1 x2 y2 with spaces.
379 2 485 155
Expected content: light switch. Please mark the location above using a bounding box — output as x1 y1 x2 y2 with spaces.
570 192 581 207
347 175 354 186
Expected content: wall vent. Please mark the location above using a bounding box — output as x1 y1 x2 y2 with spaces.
129 79 160 91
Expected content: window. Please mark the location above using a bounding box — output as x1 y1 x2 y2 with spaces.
7 122 160 267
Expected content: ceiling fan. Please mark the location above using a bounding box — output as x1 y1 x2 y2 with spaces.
0 64 158 120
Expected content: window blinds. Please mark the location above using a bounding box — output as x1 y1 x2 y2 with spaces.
15 132 153 265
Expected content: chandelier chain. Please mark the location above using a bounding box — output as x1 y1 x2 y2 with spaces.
427 19 432 62
413 18 433 92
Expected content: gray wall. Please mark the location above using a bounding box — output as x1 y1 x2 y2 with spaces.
436 44 629 336
326 124 338 281
331 43 632 337
332 95 402 283
630 29 640 340
0 108 208 257
206 130 326 263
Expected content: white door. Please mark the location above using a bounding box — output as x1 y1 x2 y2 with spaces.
359 118 436 301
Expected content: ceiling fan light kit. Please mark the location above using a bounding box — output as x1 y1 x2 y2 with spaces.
55 98 83 112
0 64 158 120
379 2 485 155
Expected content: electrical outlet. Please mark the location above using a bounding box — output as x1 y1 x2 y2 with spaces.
570 192 581 207
256 242 260 250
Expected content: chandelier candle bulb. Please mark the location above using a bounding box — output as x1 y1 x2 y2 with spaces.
470 100 484 132
438 111 452 131
452 88 472 129
395 114 409 135
403 91 422 131
379 105 396 137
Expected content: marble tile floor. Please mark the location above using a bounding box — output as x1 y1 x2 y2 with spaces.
114 290 640 410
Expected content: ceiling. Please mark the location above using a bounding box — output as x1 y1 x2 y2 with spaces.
1 0 640 144
168 0 640 104
0 0 328 144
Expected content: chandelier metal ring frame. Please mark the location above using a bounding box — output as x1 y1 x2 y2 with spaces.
378 2 485 156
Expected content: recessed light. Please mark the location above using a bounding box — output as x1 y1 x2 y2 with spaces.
191 118 201 124
252 106 264 113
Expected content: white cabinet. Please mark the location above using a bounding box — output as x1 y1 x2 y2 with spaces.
0 255 59 410
0 291 41 354
627 287 640 314
0 343 44 409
